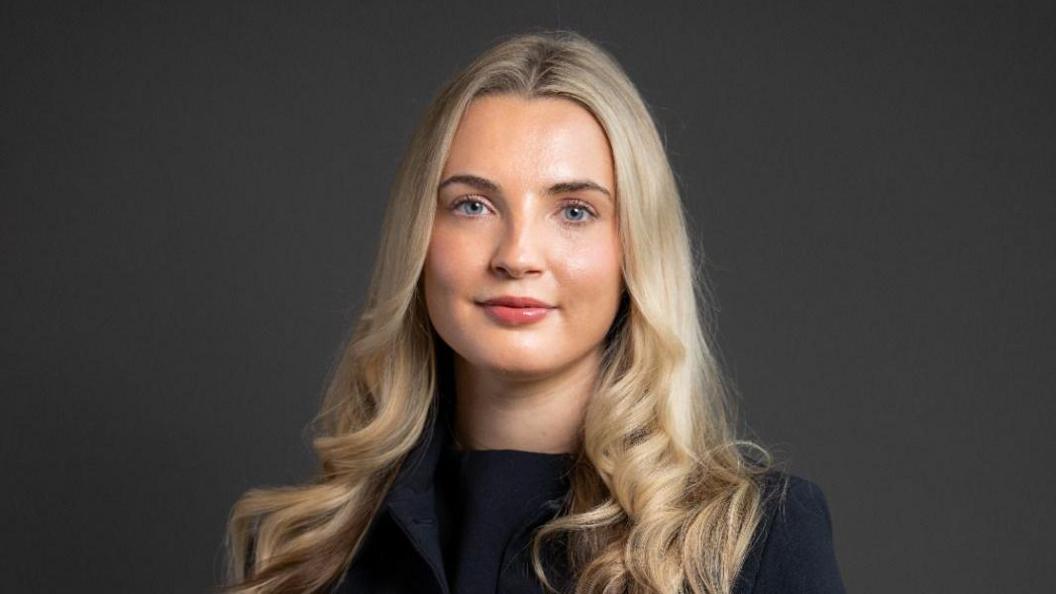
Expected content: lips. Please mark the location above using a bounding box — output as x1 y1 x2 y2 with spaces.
480 296 554 308
477 295 554 326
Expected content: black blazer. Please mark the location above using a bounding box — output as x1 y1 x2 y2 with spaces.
333 406 847 594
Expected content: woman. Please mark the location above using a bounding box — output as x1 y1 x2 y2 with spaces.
223 30 846 594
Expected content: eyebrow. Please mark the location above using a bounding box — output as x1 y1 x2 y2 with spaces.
437 173 612 200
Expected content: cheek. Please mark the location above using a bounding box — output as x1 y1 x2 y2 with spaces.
424 225 481 323
556 232 623 317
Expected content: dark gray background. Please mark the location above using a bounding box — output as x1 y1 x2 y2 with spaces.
3 1 1053 592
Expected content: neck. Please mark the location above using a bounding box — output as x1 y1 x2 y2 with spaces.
451 349 601 454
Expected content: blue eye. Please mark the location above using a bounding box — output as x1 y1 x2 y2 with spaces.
453 199 487 216
564 206 587 221
561 202 596 224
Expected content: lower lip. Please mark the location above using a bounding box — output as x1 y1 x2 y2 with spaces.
480 304 553 326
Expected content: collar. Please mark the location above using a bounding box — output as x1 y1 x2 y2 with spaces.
378 385 572 594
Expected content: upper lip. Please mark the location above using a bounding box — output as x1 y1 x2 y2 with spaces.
479 295 555 308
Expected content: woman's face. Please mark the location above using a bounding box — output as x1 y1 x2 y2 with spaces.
423 94 623 379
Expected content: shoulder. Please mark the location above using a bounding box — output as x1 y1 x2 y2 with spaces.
732 471 847 594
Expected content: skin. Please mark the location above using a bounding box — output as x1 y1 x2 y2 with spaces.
423 94 624 454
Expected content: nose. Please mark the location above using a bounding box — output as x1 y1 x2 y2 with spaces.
489 209 544 279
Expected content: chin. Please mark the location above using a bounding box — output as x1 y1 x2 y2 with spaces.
465 347 560 379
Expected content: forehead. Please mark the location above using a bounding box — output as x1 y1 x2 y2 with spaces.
441 94 614 187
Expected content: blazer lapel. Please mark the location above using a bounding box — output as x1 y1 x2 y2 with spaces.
379 398 452 594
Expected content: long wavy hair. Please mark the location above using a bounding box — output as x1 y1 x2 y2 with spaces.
223 29 776 594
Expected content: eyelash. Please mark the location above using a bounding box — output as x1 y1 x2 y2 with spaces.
449 196 598 225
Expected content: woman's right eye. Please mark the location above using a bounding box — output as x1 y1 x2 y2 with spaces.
452 198 488 216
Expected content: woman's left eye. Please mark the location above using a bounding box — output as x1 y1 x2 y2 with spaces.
561 203 596 224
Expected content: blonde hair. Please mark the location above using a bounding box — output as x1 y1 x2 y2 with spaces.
223 29 775 594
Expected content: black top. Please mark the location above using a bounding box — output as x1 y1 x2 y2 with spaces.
336 391 847 594
435 440 574 594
